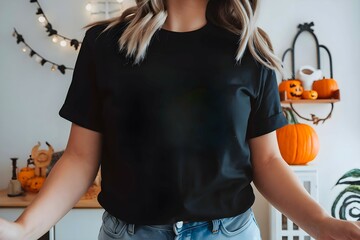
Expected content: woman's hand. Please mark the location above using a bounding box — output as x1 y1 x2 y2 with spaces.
315 216 360 240
0 218 25 240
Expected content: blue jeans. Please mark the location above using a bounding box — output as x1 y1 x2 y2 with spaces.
98 208 262 240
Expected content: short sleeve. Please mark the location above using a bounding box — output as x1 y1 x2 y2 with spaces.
59 29 103 132
246 66 287 139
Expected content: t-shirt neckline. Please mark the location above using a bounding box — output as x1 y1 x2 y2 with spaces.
159 22 210 35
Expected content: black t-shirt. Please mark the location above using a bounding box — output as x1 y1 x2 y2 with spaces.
59 21 287 224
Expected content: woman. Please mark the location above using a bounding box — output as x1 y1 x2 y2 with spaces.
0 0 359 239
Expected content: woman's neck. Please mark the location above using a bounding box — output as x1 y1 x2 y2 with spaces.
162 0 208 32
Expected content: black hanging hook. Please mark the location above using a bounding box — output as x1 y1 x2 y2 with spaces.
282 22 333 79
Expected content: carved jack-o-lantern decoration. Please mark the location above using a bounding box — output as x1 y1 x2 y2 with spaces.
302 90 318 100
278 80 304 100
31 142 54 177
17 167 35 189
25 176 46 193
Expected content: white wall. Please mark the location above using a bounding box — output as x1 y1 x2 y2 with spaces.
253 1 360 239
0 0 134 184
0 0 359 239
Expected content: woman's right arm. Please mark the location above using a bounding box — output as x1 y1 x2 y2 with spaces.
0 123 102 240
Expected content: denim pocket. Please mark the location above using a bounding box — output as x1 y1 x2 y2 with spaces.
219 212 252 237
100 211 128 239
219 208 262 239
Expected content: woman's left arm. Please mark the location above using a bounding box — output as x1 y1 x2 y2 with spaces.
249 131 360 240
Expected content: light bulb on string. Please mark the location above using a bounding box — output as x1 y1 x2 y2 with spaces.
51 65 56 71
34 55 42 63
38 16 46 24
52 36 58 43
22 47 27 53
85 3 92 12
60 40 67 47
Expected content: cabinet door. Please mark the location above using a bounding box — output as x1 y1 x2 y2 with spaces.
0 208 24 221
55 209 104 240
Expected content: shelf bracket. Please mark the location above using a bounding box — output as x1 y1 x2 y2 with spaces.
289 103 334 125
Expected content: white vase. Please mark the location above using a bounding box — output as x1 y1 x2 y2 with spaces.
296 65 322 90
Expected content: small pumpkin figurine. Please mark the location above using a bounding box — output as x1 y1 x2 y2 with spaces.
25 176 46 193
312 77 339 99
276 107 320 165
302 90 318 100
18 166 35 189
278 80 304 100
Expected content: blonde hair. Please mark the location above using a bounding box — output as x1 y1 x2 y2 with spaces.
87 0 283 73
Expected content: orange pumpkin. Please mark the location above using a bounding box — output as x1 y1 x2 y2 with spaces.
25 176 46 193
278 80 303 100
312 78 339 99
18 167 35 189
302 90 318 100
276 108 320 165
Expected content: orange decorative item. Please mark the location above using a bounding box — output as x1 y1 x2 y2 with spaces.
25 176 46 193
278 80 304 100
302 90 318 100
312 77 339 99
81 168 102 200
18 142 53 193
276 107 320 165
17 167 35 189
31 141 54 177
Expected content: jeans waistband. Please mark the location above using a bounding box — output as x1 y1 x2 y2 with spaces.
126 219 220 236
126 209 252 236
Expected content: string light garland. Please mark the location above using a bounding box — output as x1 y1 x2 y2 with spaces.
12 28 74 75
29 0 82 50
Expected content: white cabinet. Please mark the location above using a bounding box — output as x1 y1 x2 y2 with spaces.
270 165 318 240
0 208 24 221
55 209 104 240
0 208 104 240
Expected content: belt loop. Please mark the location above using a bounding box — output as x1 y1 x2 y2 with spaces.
127 224 135 235
211 219 220 234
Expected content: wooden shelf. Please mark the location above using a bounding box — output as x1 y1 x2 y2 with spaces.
280 89 340 104
281 99 340 104
0 189 101 208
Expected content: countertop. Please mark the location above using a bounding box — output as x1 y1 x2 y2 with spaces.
0 189 101 208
